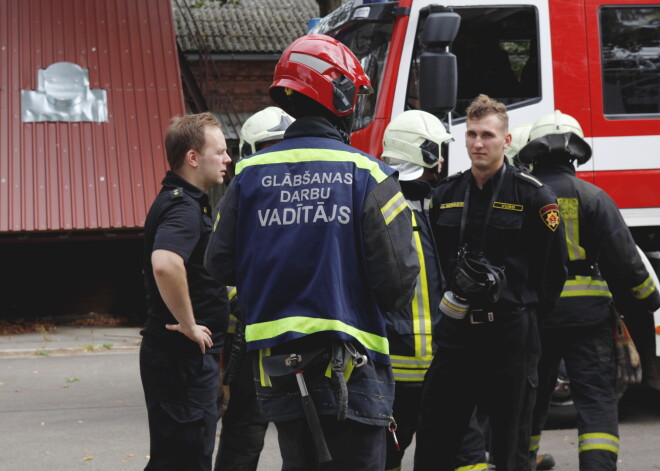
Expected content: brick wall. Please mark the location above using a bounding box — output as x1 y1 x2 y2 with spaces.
190 59 278 117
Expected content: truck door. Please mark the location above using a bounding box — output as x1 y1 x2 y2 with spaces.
583 0 660 216
397 0 555 174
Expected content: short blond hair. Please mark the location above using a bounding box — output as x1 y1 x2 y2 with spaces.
465 94 508 132
165 112 221 170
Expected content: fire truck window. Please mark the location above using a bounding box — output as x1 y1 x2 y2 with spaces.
407 7 541 121
336 22 393 131
600 7 660 117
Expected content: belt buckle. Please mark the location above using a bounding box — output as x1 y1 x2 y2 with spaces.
470 309 494 324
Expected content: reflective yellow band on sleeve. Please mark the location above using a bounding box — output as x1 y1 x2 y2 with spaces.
560 277 612 298
631 276 657 300
409 210 433 361
381 192 407 225
246 316 389 356
578 432 619 454
213 211 220 232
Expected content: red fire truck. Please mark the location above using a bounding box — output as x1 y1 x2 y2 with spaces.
312 0 660 232
312 0 660 395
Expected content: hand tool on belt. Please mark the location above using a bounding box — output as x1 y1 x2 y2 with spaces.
330 341 367 421
261 348 332 464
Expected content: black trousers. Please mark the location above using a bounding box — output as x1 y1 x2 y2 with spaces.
214 353 268 471
276 416 386 471
385 383 487 470
140 343 220 471
530 322 618 471
414 308 539 471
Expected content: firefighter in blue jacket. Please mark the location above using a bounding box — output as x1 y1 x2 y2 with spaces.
205 34 419 470
520 111 660 471
380 110 488 471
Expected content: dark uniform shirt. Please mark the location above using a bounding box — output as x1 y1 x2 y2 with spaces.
430 162 567 316
142 171 229 355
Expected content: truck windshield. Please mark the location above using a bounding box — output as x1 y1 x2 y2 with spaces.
313 1 395 131
334 23 393 130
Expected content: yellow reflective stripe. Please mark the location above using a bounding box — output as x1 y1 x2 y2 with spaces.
235 148 389 183
246 316 389 355
561 277 612 298
228 286 237 301
382 192 407 225
558 197 585 261
578 433 619 454
631 275 656 300
392 369 427 381
454 464 488 471
324 353 356 381
213 211 220 232
410 211 433 360
529 434 541 451
258 348 272 387
390 355 433 368
227 314 238 334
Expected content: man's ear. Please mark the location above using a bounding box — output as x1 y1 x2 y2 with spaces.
185 149 198 168
504 132 512 149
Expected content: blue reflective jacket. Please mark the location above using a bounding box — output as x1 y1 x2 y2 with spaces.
206 117 419 365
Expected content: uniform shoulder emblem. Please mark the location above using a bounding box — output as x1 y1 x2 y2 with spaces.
438 171 463 185
539 203 560 231
515 171 543 188
170 187 184 199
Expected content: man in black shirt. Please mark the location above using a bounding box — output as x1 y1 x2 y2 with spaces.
141 112 231 471
414 95 567 471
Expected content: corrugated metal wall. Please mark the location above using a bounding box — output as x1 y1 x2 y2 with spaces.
0 0 185 233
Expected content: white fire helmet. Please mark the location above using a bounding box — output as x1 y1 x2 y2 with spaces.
381 110 453 181
519 110 592 166
504 123 532 163
528 110 585 141
239 106 295 158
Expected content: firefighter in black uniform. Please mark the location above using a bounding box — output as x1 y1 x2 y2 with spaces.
214 106 294 471
141 112 231 471
414 95 567 471
380 109 488 471
520 110 660 471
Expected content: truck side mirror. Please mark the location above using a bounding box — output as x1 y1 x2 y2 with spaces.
419 11 461 118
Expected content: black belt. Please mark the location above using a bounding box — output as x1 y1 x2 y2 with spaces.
469 307 525 324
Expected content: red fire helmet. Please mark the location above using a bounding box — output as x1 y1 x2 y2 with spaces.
270 34 373 117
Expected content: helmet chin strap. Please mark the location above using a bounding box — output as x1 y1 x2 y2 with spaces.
335 115 354 145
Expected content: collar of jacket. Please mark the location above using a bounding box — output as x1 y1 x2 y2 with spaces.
533 161 577 178
283 116 344 142
400 179 433 202
468 161 507 192
161 170 208 203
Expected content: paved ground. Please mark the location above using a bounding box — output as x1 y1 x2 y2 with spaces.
0 326 143 357
1 327 659 470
